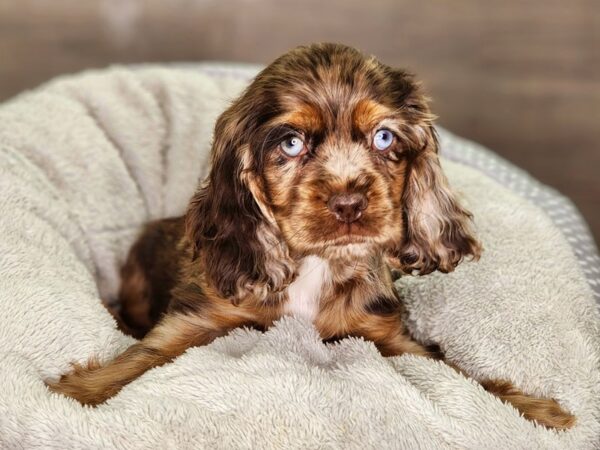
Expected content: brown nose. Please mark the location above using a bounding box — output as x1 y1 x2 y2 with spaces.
327 193 368 223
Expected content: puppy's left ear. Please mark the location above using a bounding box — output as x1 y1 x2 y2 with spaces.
390 82 481 274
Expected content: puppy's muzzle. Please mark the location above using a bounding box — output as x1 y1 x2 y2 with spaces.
327 193 368 223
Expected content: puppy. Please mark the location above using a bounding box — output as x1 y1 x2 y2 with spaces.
48 43 575 430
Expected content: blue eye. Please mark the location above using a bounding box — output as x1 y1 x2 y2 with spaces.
280 136 305 157
373 129 394 151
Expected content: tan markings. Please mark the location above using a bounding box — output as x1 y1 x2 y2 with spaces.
352 99 394 134
272 103 324 132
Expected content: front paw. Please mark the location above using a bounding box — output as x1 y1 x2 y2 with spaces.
482 379 576 430
46 360 113 406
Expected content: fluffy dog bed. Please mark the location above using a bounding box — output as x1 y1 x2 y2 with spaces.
0 65 599 449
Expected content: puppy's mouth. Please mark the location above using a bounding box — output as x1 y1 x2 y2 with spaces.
325 223 380 246
292 223 388 257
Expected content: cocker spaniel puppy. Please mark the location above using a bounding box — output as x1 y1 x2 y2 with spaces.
49 43 574 429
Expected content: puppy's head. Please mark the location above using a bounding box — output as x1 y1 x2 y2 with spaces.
187 43 481 303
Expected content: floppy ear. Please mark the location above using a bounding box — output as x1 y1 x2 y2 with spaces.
184 109 295 304
394 114 482 274
380 67 481 274
395 124 482 274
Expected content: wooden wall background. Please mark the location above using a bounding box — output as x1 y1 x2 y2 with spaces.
1 0 598 243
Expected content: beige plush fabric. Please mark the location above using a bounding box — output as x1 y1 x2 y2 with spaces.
0 67 598 449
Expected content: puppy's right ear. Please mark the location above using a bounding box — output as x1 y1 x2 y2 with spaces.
185 108 295 304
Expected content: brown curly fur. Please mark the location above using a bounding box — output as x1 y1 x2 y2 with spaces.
47 43 574 430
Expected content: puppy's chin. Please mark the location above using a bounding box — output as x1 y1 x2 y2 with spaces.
294 235 388 261
321 242 376 260
281 217 398 261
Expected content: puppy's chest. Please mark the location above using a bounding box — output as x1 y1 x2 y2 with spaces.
283 256 332 321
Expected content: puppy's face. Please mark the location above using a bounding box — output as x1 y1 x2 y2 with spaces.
187 43 480 302
257 71 414 259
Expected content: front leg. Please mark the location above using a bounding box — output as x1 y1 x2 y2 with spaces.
356 305 575 430
355 310 438 358
47 300 257 406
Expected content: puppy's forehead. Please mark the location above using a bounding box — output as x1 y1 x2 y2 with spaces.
352 99 395 132
275 102 325 132
272 94 394 136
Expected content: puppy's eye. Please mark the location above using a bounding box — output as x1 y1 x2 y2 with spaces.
373 129 395 151
280 136 306 157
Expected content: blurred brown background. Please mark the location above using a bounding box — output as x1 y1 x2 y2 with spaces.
1 0 598 243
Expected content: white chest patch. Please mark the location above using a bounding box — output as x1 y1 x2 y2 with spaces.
284 256 331 322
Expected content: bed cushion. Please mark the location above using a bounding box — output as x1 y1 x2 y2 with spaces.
0 65 598 449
